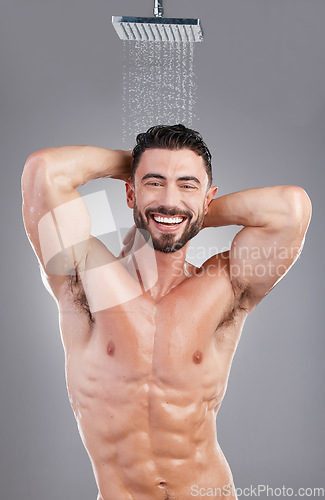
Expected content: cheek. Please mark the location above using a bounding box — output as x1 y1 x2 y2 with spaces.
203 196 210 213
136 190 157 209
194 196 207 213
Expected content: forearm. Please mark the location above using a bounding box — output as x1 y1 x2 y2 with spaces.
204 185 310 229
27 145 132 189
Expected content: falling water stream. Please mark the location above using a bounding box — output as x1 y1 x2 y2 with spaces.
122 41 197 144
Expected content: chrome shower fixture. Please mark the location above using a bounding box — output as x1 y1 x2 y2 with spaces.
112 0 203 43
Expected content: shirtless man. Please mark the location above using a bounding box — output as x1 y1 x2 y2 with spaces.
21 124 311 500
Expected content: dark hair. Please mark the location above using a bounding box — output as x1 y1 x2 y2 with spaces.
131 124 212 186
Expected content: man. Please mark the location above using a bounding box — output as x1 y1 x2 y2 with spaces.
22 124 311 500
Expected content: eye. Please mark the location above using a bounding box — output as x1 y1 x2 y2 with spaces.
147 182 162 187
181 184 196 190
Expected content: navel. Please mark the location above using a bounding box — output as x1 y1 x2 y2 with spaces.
107 340 115 356
192 350 203 364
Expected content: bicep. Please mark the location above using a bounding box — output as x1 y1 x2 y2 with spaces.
230 198 311 307
22 153 91 278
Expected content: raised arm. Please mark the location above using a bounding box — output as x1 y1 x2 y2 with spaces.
21 146 132 289
203 185 312 309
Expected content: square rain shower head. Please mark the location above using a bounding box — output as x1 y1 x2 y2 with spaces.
112 16 203 43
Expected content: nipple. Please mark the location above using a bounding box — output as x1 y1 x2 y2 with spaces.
193 350 203 364
107 341 115 356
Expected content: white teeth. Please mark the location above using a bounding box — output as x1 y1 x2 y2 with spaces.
153 215 184 224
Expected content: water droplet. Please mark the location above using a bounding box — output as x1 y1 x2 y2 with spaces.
122 41 197 145
30 206 35 213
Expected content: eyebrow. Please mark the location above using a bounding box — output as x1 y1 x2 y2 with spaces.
141 174 165 181
178 176 201 185
141 174 201 185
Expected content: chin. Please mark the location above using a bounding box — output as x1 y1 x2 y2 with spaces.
154 240 186 253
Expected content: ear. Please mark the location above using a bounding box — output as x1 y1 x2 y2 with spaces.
125 180 135 209
204 186 218 214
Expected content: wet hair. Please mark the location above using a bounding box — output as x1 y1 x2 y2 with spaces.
131 124 212 186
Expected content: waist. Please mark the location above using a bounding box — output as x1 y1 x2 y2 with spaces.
94 446 235 500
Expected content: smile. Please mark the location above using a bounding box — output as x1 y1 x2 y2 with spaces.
149 213 188 233
153 215 184 225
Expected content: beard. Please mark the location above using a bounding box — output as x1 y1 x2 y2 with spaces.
133 200 205 253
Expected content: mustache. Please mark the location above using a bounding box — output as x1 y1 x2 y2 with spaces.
145 206 192 219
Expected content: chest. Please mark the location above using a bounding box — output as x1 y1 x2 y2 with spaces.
62 269 243 391
67 297 242 405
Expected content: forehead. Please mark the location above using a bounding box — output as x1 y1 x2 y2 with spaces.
136 148 207 181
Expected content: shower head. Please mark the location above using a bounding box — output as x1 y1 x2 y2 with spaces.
112 0 203 43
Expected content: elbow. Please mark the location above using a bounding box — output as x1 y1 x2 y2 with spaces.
24 149 50 169
22 149 48 178
21 149 52 196
285 186 312 231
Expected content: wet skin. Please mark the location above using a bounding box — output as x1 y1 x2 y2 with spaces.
60 150 240 499
60 245 242 500
22 147 311 500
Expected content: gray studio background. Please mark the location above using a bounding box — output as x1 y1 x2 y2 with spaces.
1 0 324 499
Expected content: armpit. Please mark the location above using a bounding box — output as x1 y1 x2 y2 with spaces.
231 278 253 313
68 269 94 324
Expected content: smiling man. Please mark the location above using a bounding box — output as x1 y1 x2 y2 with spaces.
21 124 311 500
130 151 212 255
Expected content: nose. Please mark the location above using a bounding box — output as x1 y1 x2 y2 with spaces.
159 184 180 209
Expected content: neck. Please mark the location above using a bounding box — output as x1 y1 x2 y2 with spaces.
152 245 189 297
134 243 189 300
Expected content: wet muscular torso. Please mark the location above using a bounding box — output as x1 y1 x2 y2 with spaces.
55 239 247 500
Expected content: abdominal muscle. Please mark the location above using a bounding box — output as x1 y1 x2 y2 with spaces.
64 328 238 499
69 370 235 500
59 269 242 500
